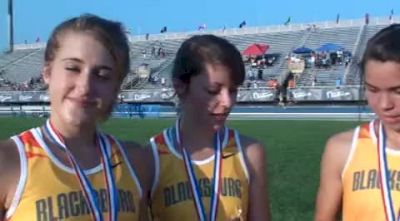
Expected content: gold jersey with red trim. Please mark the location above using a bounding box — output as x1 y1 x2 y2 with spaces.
342 121 400 220
149 127 249 221
6 127 142 221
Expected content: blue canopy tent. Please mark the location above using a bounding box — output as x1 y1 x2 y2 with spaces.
292 46 313 54
316 43 344 52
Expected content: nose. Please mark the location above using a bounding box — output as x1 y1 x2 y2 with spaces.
76 69 92 95
379 92 394 111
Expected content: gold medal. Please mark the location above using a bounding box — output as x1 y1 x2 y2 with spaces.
228 207 243 221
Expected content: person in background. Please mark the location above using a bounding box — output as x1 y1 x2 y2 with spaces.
315 24 400 221
147 34 270 221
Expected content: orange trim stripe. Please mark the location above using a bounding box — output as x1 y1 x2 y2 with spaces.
359 123 371 139
19 130 40 148
26 151 48 159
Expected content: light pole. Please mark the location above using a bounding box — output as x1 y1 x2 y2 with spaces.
7 0 14 52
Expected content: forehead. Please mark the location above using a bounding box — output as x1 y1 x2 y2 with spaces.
55 31 114 65
365 60 400 87
192 63 235 86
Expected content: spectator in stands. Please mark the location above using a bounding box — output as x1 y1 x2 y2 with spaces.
337 50 343 64
288 78 296 89
267 78 274 88
315 24 400 221
160 76 166 86
142 49 147 58
257 68 263 80
312 75 317 87
335 77 341 89
272 78 279 89
0 14 151 221
151 46 156 57
146 34 270 221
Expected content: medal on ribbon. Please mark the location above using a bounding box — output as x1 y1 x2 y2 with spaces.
377 120 399 221
172 119 223 221
43 119 118 221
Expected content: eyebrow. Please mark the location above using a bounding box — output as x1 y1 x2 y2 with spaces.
61 58 113 70
62 57 82 63
365 81 400 90
364 82 376 88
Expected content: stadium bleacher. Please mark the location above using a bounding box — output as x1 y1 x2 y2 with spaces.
0 16 397 103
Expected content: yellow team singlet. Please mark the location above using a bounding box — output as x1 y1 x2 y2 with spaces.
6 127 142 221
342 121 400 220
149 127 249 221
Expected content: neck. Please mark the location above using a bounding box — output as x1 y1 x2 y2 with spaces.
384 128 400 150
376 120 400 150
178 115 220 152
49 115 98 150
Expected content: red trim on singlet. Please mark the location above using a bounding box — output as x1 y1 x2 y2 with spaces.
17 130 49 159
25 152 48 159
154 133 165 144
154 133 170 155
18 130 40 148
359 123 371 139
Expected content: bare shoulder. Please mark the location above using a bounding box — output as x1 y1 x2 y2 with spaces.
313 128 357 220
236 133 266 179
326 129 354 150
0 139 21 210
236 133 271 219
0 139 20 180
322 128 357 175
119 140 153 170
122 140 149 157
324 129 355 158
237 133 266 160
119 140 154 194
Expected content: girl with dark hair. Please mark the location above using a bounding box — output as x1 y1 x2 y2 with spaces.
147 35 270 221
315 24 400 221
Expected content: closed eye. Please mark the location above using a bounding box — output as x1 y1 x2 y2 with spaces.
94 69 111 79
65 66 80 73
365 83 378 93
207 89 219 95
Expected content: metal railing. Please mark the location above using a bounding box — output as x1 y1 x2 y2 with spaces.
11 16 398 50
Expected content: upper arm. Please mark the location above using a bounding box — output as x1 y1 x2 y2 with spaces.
314 130 354 221
0 139 20 220
119 141 154 219
241 135 270 221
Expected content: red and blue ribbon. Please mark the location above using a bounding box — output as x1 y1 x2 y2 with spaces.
43 119 118 221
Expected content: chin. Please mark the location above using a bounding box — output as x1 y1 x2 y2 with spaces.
64 111 97 127
385 122 400 133
212 123 225 132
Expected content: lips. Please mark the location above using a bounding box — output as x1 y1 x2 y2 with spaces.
67 97 96 107
211 113 229 121
381 114 400 124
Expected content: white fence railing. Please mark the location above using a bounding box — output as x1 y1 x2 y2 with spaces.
11 16 399 50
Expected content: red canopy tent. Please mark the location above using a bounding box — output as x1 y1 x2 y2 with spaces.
242 43 269 56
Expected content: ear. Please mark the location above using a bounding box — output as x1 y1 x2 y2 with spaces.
42 64 51 85
172 79 188 99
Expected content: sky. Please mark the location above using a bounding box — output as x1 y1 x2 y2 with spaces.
0 0 398 51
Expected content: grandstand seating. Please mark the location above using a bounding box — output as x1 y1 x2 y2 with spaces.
0 19 395 93
344 24 388 85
